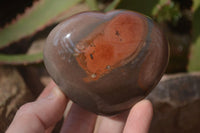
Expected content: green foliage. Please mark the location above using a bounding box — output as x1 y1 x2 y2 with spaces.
153 1 182 24
86 0 99 10
104 0 121 12
189 38 200 71
188 1 200 71
193 0 200 11
0 0 84 65
193 0 200 39
116 0 159 16
0 52 43 65
0 0 82 48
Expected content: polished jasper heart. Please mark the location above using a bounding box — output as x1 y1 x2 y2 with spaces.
44 10 169 115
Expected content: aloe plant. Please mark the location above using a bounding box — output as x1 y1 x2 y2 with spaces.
188 0 200 71
0 0 88 65
0 0 82 48
0 53 43 65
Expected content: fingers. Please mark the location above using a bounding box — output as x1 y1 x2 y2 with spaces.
6 81 153 133
94 111 129 133
60 103 97 133
60 100 152 133
37 81 56 99
123 99 153 133
6 81 68 133
94 116 125 133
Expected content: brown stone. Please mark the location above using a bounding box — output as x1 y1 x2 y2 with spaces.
0 67 34 132
147 72 200 133
44 10 169 115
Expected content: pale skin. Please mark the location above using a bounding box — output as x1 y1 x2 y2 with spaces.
6 81 153 133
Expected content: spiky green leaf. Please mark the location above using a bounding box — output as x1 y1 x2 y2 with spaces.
0 0 81 48
104 0 121 12
0 52 43 65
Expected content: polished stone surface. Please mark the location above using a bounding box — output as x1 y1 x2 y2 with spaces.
44 10 169 115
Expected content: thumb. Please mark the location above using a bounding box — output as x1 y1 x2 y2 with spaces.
6 81 68 133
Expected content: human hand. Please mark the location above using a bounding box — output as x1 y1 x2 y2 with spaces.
6 81 153 133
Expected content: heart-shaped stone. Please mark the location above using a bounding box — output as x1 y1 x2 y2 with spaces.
44 10 169 115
